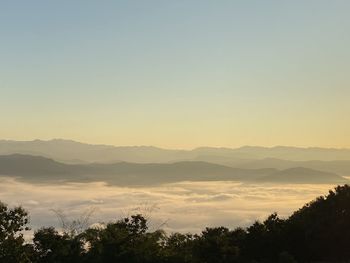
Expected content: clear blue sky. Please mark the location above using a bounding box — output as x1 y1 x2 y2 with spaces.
1 1 349 148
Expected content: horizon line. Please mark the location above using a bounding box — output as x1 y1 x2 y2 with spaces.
1 138 350 151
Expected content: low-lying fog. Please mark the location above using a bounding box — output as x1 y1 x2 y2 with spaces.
0 177 338 234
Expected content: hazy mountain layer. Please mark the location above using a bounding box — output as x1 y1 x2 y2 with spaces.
257 167 346 184
0 154 346 185
1 139 350 163
0 139 188 163
232 158 350 177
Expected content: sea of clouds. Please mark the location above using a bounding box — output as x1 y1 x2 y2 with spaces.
0 177 337 234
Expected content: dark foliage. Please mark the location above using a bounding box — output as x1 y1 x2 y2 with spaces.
2 185 350 262
0 201 33 263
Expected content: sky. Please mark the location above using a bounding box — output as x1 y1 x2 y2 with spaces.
1 0 349 149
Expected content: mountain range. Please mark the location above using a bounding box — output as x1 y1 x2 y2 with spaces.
1 139 350 163
0 154 347 185
0 139 349 185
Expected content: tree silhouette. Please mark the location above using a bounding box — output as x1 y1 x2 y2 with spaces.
0 201 32 263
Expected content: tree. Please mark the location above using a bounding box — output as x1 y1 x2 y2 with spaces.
242 213 287 262
0 201 32 263
161 233 195 263
33 227 83 263
287 184 350 262
82 214 165 263
193 227 240 263
278 251 297 263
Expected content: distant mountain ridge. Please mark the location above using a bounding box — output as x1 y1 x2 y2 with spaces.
0 154 347 185
1 139 350 163
257 167 346 184
233 158 350 177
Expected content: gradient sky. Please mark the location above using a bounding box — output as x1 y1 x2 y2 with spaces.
1 1 349 149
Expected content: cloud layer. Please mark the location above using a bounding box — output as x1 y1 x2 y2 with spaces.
0 177 336 234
